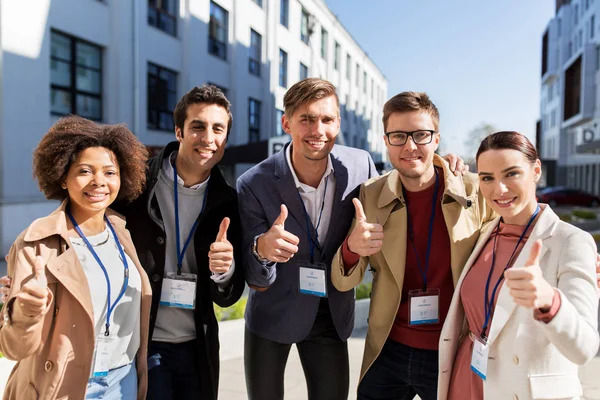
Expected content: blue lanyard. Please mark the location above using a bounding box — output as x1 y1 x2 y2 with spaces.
297 176 329 264
480 205 541 339
66 207 129 337
173 163 209 274
403 168 439 292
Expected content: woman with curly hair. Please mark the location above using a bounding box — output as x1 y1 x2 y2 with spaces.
0 115 151 399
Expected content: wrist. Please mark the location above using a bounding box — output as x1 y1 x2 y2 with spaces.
252 234 269 263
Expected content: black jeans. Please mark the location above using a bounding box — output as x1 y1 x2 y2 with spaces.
357 339 439 400
147 340 202 400
244 300 349 400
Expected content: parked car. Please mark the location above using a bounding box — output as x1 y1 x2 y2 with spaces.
537 187 600 207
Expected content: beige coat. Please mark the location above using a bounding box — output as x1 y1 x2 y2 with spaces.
438 205 599 400
331 155 495 382
0 201 152 400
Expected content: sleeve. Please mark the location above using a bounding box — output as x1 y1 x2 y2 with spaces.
236 176 277 289
535 231 600 364
0 239 53 360
210 204 246 308
331 185 371 292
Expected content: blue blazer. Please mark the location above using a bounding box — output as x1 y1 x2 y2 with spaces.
237 143 378 343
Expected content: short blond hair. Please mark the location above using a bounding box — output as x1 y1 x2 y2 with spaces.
383 91 439 131
283 78 339 118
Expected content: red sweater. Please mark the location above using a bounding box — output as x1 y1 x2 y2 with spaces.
343 171 454 350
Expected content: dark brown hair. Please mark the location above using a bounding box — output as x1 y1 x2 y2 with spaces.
173 85 233 137
382 92 439 132
476 131 538 164
33 115 148 202
283 78 339 118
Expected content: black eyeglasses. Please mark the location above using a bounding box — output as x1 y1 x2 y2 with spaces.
384 130 437 146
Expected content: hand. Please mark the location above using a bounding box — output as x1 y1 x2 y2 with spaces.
443 153 469 176
347 198 384 257
0 275 12 303
14 256 50 319
504 240 554 309
257 205 300 263
209 218 234 274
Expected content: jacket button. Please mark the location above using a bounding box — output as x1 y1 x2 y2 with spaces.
156 237 165 245
44 361 53 371
152 274 161 282
513 355 519 365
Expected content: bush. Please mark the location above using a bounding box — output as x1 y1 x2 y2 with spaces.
356 282 372 300
558 213 572 222
572 209 597 220
214 296 248 322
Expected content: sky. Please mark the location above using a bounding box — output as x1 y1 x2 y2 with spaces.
325 0 555 159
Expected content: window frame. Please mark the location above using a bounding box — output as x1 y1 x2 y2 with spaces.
249 98 262 143
300 62 308 80
249 29 262 77
50 29 103 121
147 62 178 132
280 0 289 27
301 9 310 44
321 27 328 59
148 0 177 37
209 1 229 61
279 49 288 87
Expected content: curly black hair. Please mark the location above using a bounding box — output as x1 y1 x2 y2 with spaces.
33 115 148 202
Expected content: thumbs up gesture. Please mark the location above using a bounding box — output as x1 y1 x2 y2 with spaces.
504 240 554 309
347 198 384 257
14 256 50 320
209 217 234 274
256 204 300 263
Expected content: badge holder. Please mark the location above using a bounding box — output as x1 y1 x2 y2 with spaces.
298 260 328 297
92 336 112 377
160 272 197 309
471 335 489 380
408 288 440 325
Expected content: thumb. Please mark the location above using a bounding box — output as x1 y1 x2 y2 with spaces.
352 198 367 222
33 256 47 287
273 204 288 228
216 217 230 242
525 239 543 266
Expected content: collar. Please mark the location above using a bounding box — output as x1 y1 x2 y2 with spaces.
285 143 334 192
378 154 471 208
23 199 126 243
162 150 210 191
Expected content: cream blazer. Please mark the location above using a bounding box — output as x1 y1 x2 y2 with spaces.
438 205 599 400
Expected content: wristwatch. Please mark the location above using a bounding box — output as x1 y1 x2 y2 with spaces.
252 234 270 264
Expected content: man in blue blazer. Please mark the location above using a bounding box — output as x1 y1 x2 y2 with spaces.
237 78 378 399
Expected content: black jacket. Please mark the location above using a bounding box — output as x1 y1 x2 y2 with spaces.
120 141 245 399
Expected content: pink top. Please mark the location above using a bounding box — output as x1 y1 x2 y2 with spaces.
447 222 531 400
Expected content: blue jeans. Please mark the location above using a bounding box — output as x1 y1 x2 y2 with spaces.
86 362 137 399
147 340 202 400
357 339 438 400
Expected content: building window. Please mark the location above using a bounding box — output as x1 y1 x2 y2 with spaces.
558 18 562 36
148 0 177 36
579 29 583 47
301 9 310 44
321 28 328 59
575 4 579 24
208 82 228 97
209 1 228 60
147 62 177 131
596 46 600 70
356 63 360 86
249 29 262 76
334 42 340 70
363 71 367 93
249 98 261 142
50 30 102 120
371 79 374 99
251 0 262 7
280 0 289 28
279 49 288 87
276 109 284 136
346 54 351 80
344 95 350 118
300 62 308 80
591 15 595 39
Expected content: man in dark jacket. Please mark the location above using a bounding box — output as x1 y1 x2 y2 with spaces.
122 85 245 400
